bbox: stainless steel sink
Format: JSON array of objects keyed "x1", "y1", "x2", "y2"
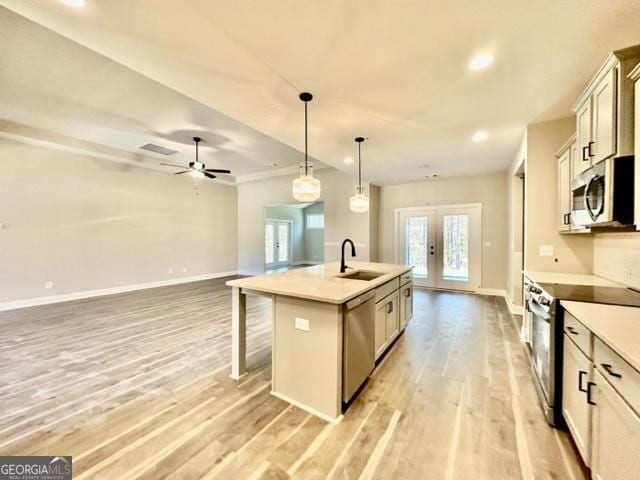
[{"x1": 338, "y1": 270, "x2": 384, "y2": 281}]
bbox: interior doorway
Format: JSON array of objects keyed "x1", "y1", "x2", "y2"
[
  {"x1": 264, "y1": 202, "x2": 324, "y2": 272},
  {"x1": 395, "y1": 204, "x2": 482, "y2": 291}
]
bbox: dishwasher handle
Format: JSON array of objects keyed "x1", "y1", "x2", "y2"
[{"x1": 346, "y1": 290, "x2": 376, "y2": 310}]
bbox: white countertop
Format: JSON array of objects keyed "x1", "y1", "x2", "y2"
[
  {"x1": 226, "y1": 261, "x2": 412, "y2": 304},
  {"x1": 524, "y1": 271, "x2": 622, "y2": 287},
  {"x1": 561, "y1": 301, "x2": 640, "y2": 372}
]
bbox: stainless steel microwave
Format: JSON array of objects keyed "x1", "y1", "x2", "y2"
[{"x1": 571, "y1": 155, "x2": 634, "y2": 227}]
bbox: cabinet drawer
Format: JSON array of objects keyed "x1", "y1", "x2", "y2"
[
  {"x1": 400, "y1": 271, "x2": 412, "y2": 286},
  {"x1": 594, "y1": 337, "x2": 640, "y2": 415},
  {"x1": 375, "y1": 278, "x2": 400, "y2": 303},
  {"x1": 564, "y1": 311, "x2": 592, "y2": 359}
]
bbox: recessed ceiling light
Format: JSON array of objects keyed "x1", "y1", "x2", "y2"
[
  {"x1": 269, "y1": 162, "x2": 278, "y2": 167},
  {"x1": 472, "y1": 130, "x2": 488, "y2": 143},
  {"x1": 60, "y1": 0, "x2": 85, "y2": 6},
  {"x1": 343, "y1": 156, "x2": 354, "y2": 165},
  {"x1": 468, "y1": 54, "x2": 494, "y2": 71}
]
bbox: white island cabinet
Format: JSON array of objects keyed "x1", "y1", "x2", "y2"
[{"x1": 227, "y1": 261, "x2": 413, "y2": 422}]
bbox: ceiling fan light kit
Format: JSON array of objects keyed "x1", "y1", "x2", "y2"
[
  {"x1": 292, "y1": 92, "x2": 321, "y2": 202},
  {"x1": 349, "y1": 136, "x2": 369, "y2": 213},
  {"x1": 162, "y1": 136, "x2": 232, "y2": 181}
]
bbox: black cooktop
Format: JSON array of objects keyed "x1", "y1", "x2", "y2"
[{"x1": 538, "y1": 283, "x2": 640, "y2": 308}]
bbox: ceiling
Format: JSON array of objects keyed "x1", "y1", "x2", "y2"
[
  {"x1": 2, "y1": 0, "x2": 640, "y2": 185},
  {"x1": 0, "y1": 7, "x2": 325, "y2": 181}
]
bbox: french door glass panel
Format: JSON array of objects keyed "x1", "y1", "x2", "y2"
[
  {"x1": 277, "y1": 224, "x2": 289, "y2": 263},
  {"x1": 265, "y1": 223, "x2": 275, "y2": 266},
  {"x1": 265, "y1": 220, "x2": 290, "y2": 269},
  {"x1": 442, "y1": 214, "x2": 469, "y2": 282},
  {"x1": 405, "y1": 216, "x2": 428, "y2": 278}
]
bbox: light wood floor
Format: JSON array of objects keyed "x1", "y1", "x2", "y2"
[{"x1": 0, "y1": 279, "x2": 587, "y2": 479}]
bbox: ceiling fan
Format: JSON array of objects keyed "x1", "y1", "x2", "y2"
[{"x1": 162, "y1": 137, "x2": 231, "y2": 179}]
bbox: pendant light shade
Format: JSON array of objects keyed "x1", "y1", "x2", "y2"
[
  {"x1": 350, "y1": 137, "x2": 369, "y2": 212},
  {"x1": 292, "y1": 92, "x2": 321, "y2": 202}
]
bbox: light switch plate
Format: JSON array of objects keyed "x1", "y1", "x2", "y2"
[
  {"x1": 295, "y1": 317, "x2": 310, "y2": 332},
  {"x1": 539, "y1": 245, "x2": 554, "y2": 256}
]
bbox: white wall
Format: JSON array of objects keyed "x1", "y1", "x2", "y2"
[
  {"x1": 0, "y1": 138, "x2": 238, "y2": 303},
  {"x1": 593, "y1": 233, "x2": 640, "y2": 289},
  {"x1": 377, "y1": 172, "x2": 508, "y2": 291},
  {"x1": 237, "y1": 169, "x2": 375, "y2": 274},
  {"x1": 302, "y1": 202, "x2": 325, "y2": 263},
  {"x1": 505, "y1": 133, "x2": 526, "y2": 307}
]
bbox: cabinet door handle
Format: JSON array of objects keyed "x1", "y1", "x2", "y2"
[
  {"x1": 582, "y1": 146, "x2": 589, "y2": 162},
  {"x1": 405, "y1": 288, "x2": 411, "y2": 298},
  {"x1": 578, "y1": 370, "x2": 587, "y2": 392},
  {"x1": 566, "y1": 326, "x2": 579, "y2": 335},
  {"x1": 588, "y1": 141, "x2": 595, "y2": 157},
  {"x1": 387, "y1": 302, "x2": 393, "y2": 314},
  {"x1": 586, "y1": 381, "x2": 596, "y2": 405},
  {"x1": 601, "y1": 363, "x2": 622, "y2": 378}
]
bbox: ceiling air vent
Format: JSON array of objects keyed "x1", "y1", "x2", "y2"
[{"x1": 138, "y1": 143, "x2": 178, "y2": 155}]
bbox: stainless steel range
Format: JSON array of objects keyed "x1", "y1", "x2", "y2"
[{"x1": 524, "y1": 276, "x2": 561, "y2": 426}]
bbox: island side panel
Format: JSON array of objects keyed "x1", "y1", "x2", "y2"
[
  {"x1": 230, "y1": 287, "x2": 247, "y2": 379},
  {"x1": 272, "y1": 295, "x2": 343, "y2": 422}
]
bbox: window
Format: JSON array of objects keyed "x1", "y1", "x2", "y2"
[{"x1": 306, "y1": 213, "x2": 324, "y2": 229}]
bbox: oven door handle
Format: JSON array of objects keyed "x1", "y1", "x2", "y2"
[{"x1": 528, "y1": 300, "x2": 551, "y2": 321}]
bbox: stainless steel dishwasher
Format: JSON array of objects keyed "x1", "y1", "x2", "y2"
[{"x1": 343, "y1": 290, "x2": 376, "y2": 402}]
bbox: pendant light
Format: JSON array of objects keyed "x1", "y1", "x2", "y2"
[
  {"x1": 350, "y1": 137, "x2": 369, "y2": 212},
  {"x1": 292, "y1": 92, "x2": 321, "y2": 202}
]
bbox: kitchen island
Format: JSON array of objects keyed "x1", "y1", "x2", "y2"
[{"x1": 226, "y1": 261, "x2": 413, "y2": 422}]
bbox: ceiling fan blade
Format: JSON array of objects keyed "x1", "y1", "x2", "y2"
[
  {"x1": 204, "y1": 172, "x2": 217, "y2": 179},
  {"x1": 204, "y1": 168, "x2": 231, "y2": 174},
  {"x1": 174, "y1": 170, "x2": 191, "y2": 175}
]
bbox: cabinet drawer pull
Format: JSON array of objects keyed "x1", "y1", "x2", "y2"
[
  {"x1": 405, "y1": 288, "x2": 411, "y2": 298},
  {"x1": 586, "y1": 381, "x2": 596, "y2": 405},
  {"x1": 588, "y1": 141, "x2": 595, "y2": 157},
  {"x1": 566, "y1": 326, "x2": 579, "y2": 335},
  {"x1": 582, "y1": 146, "x2": 589, "y2": 162},
  {"x1": 601, "y1": 363, "x2": 622, "y2": 379},
  {"x1": 578, "y1": 370, "x2": 587, "y2": 392}
]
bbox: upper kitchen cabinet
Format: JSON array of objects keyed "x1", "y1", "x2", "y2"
[
  {"x1": 571, "y1": 45, "x2": 640, "y2": 176},
  {"x1": 631, "y1": 61, "x2": 640, "y2": 229},
  {"x1": 556, "y1": 134, "x2": 576, "y2": 232}
]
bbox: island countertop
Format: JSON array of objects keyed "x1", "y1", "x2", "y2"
[{"x1": 226, "y1": 261, "x2": 412, "y2": 304}]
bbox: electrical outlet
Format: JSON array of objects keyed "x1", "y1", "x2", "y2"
[
  {"x1": 168, "y1": 268, "x2": 173, "y2": 274},
  {"x1": 539, "y1": 245, "x2": 554, "y2": 257},
  {"x1": 182, "y1": 267, "x2": 187, "y2": 273},
  {"x1": 44, "y1": 281, "x2": 53, "y2": 289},
  {"x1": 484, "y1": 240, "x2": 492, "y2": 248},
  {"x1": 295, "y1": 317, "x2": 310, "y2": 332}
]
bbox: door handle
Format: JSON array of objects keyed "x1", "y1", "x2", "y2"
[
  {"x1": 588, "y1": 141, "x2": 595, "y2": 157},
  {"x1": 578, "y1": 370, "x2": 587, "y2": 392},
  {"x1": 601, "y1": 363, "x2": 622, "y2": 379},
  {"x1": 586, "y1": 381, "x2": 596, "y2": 405},
  {"x1": 582, "y1": 146, "x2": 589, "y2": 162}
]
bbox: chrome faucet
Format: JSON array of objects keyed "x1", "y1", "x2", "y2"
[{"x1": 340, "y1": 239, "x2": 356, "y2": 273}]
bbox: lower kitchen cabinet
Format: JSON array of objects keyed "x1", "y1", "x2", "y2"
[
  {"x1": 562, "y1": 335, "x2": 592, "y2": 465},
  {"x1": 399, "y1": 282, "x2": 413, "y2": 329},
  {"x1": 590, "y1": 369, "x2": 640, "y2": 480},
  {"x1": 374, "y1": 291, "x2": 400, "y2": 360}
]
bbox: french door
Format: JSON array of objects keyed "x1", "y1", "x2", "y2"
[
  {"x1": 265, "y1": 220, "x2": 291, "y2": 269},
  {"x1": 397, "y1": 204, "x2": 481, "y2": 291}
]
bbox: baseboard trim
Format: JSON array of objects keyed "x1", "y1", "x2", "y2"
[
  {"x1": 505, "y1": 294, "x2": 524, "y2": 316},
  {"x1": 0, "y1": 271, "x2": 238, "y2": 312},
  {"x1": 475, "y1": 288, "x2": 507, "y2": 298},
  {"x1": 270, "y1": 390, "x2": 343, "y2": 424}
]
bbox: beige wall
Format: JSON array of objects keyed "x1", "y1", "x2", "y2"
[
  {"x1": 237, "y1": 169, "x2": 376, "y2": 274},
  {"x1": 593, "y1": 233, "x2": 640, "y2": 290},
  {"x1": 0, "y1": 138, "x2": 238, "y2": 303},
  {"x1": 505, "y1": 134, "x2": 526, "y2": 306},
  {"x1": 524, "y1": 117, "x2": 593, "y2": 273},
  {"x1": 377, "y1": 173, "x2": 508, "y2": 291},
  {"x1": 368, "y1": 184, "x2": 380, "y2": 263},
  {"x1": 302, "y1": 202, "x2": 325, "y2": 263}
]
